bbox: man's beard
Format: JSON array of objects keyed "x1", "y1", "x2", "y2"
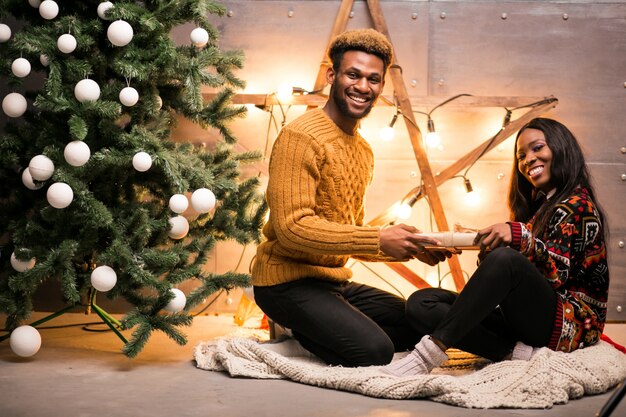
[{"x1": 331, "y1": 85, "x2": 375, "y2": 120}]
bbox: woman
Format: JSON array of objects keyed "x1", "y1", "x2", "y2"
[{"x1": 383, "y1": 118, "x2": 610, "y2": 376}]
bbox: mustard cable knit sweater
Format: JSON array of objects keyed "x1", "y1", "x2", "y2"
[{"x1": 252, "y1": 109, "x2": 389, "y2": 287}]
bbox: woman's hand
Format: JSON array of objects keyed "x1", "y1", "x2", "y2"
[{"x1": 474, "y1": 223, "x2": 512, "y2": 251}]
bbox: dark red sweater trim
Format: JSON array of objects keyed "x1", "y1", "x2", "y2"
[
  {"x1": 507, "y1": 222, "x2": 522, "y2": 248},
  {"x1": 548, "y1": 298, "x2": 564, "y2": 350}
]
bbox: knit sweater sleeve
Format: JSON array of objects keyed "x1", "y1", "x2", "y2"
[{"x1": 266, "y1": 126, "x2": 381, "y2": 256}]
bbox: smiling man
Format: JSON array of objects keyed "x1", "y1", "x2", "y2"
[{"x1": 251, "y1": 29, "x2": 450, "y2": 367}]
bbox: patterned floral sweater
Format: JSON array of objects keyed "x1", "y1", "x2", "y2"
[{"x1": 508, "y1": 187, "x2": 609, "y2": 352}]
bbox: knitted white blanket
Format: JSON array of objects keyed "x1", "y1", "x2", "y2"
[{"x1": 193, "y1": 337, "x2": 626, "y2": 409}]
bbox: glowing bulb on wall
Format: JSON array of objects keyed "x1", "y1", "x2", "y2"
[
  {"x1": 394, "y1": 202, "x2": 413, "y2": 220},
  {"x1": 276, "y1": 83, "x2": 293, "y2": 102},
  {"x1": 463, "y1": 178, "x2": 481, "y2": 207},
  {"x1": 425, "y1": 118, "x2": 440, "y2": 148},
  {"x1": 379, "y1": 113, "x2": 398, "y2": 142}
]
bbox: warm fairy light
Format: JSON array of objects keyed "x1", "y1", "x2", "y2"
[
  {"x1": 464, "y1": 188, "x2": 481, "y2": 207},
  {"x1": 425, "y1": 130, "x2": 441, "y2": 148},
  {"x1": 276, "y1": 83, "x2": 293, "y2": 102},
  {"x1": 394, "y1": 203, "x2": 412, "y2": 220},
  {"x1": 379, "y1": 125, "x2": 395, "y2": 142}
]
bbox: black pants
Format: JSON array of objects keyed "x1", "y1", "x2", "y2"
[
  {"x1": 406, "y1": 247, "x2": 557, "y2": 361},
  {"x1": 254, "y1": 278, "x2": 422, "y2": 367}
]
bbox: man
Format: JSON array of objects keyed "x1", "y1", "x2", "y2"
[{"x1": 252, "y1": 29, "x2": 449, "y2": 367}]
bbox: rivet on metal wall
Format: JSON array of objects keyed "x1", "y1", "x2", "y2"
[
  {"x1": 562, "y1": 13, "x2": 569, "y2": 20},
  {"x1": 619, "y1": 241, "x2": 625, "y2": 248},
  {"x1": 623, "y1": 81, "x2": 626, "y2": 88},
  {"x1": 617, "y1": 305, "x2": 623, "y2": 313},
  {"x1": 410, "y1": 171, "x2": 418, "y2": 178},
  {"x1": 440, "y1": 12, "x2": 446, "y2": 19},
  {"x1": 410, "y1": 79, "x2": 417, "y2": 87},
  {"x1": 621, "y1": 174, "x2": 626, "y2": 181},
  {"x1": 349, "y1": 10, "x2": 355, "y2": 18},
  {"x1": 438, "y1": 78, "x2": 445, "y2": 86},
  {"x1": 501, "y1": 13, "x2": 508, "y2": 20},
  {"x1": 227, "y1": 10, "x2": 233, "y2": 17},
  {"x1": 621, "y1": 147, "x2": 626, "y2": 154},
  {"x1": 412, "y1": 12, "x2": 418, "y2": 20},
  {"x1": 287, "y1": 9, "x2": 294, "y2": 18},
  {"x1": 497, "y1": 172, "x2": 505, "y2": 180}
]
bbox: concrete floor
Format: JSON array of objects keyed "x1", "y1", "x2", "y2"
[{"x1": 1, "y1": 312, "x2": 625, "y2": 417}]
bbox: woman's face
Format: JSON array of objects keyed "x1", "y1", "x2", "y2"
[{"x1": 516, "y1": 128, "x2": 554, "y2": 193}]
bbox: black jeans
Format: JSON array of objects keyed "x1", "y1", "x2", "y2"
[
  {"x1": 254, "y1": 278, "x2": 422, "y2": 367},
  {"x1": 406, "y1": 247, "x2": 557, "y2": 361}
]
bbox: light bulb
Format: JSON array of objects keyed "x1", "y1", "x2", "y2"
[
  {"x1": 276, "y1": 83, "x2": 293, "y2": 102},
  {"x1": 394, "y1": 203, "x2": 413, "y2": 220},
  {"x1": 379, "y1": 125, "x2": 395, "y2": 142},
  {"x1": 425, "y1": 131, "x2": 440, "y2": 148},
  {"x1": 464, "y1": 188, "x2": 481, "y2": 207}
]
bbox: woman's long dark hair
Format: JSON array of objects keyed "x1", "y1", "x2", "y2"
[{"x1": 507, "y1": 118, "x2": 607, "y2": 237}]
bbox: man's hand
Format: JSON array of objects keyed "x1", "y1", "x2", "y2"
[
  {"x1": 380, "y1": 224, "x2": 452, "y2": 265},
  {"x1": 474, "y1": 223, "x2": 512, "y2": 251}
]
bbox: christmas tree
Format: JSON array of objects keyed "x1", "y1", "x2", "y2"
[{"x1": 0, "y1": 0, "x2": 266, "y2": 357}]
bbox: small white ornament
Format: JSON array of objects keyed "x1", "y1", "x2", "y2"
[
  {"x1": 28, "y1": 0, "x2": 42, "y2": 7},
  {"x1": 28, "y1": 155, "x2": 54, "y2": 181},
  {"x1": 10, "y1": 252, "x2": 36, "y2": 272},
  {"x1": 168, "y1": 216, "x2": 189, "y2": 240},
  {"x1": 168, "y1": 194, "x2": 189, "y2": 214},
  {"x1": 164, "y1": 288, "x2": 186, "y2": 313},
  {"x1": 22, "y1": 168, "x2": 43, "y2": 190},
  {"x1": 107, "y1": 20, "x2": 133, "y2": 47},
  {"x1": 119, "y1": 86, "x2": 138, "y2": 106},
  {"x1": 132, "y1": 151, "x2": 152, "y2": 172},
  {"x1": 11, "y1": 58, "x2": 31, "y2": 78},
  {"x1": 97, "y1": 1, "x2": 114, "y2": 20},
  {"x1": 190, "y1": 27, "x2": 209, "y2": 47},
  {"x1": 47, "y1": 182, "x2": 73, "y2": 209},
  {"x1": 64, "y1": 141, "x2": 91, "y2": 167},
  {"x1": 91, "y1": 265, "x2": 117, "y2": 292},
  {"x1": 155, "y1": 95, "x2": 162, "y2": 110},
  {"x1": 9, "y1": 325, "x2": 41, "y2": 357},
  {"x1": 57, "y1": 33, "x2": 77, "y2": 54},
  {"x1": 39, "y1": 54, "x2": 49, "y2": 67},
  {"x1": 0, "y1": 23, "x2": 11, "y2": 43},
  {"x1": 2, "y1": 92, "x2": 27, "y2": 118},
  {"x1": 39, "y1": 0, "x2": 59, "y2": 20},
  {"x1": 191, "y1": 188, "x2": 216, "y2": 213},
  {"x1": 74, "y1": 79, "x2": 100, "y2": 103}
]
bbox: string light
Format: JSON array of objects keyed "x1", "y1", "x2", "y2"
[
  {"x1": 379, "y1": 110, "x2": 399, "y2": 142},
  {"x1": 413, "y1": 93, "x2": 473, "y2": 149}
]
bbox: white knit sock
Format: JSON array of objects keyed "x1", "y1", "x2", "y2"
[
  {"x1": 382, "y1": 335, "x2": 448, "y2": 377},
  {"x1": 510, "y1": 341, "x2": 534, "y2": 361}
]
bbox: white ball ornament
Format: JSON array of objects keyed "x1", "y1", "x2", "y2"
[
  {"x1": 119, "y1": 86, "x2": 138, "y2": 106},
  {"x1": 169, "y1": 194, "x2": 189, "y2": 214},
  {"x1": 155, "y1": 95, "x2": 163, "y2": 110},
  {"x1": 91, "y1": 265, "x2": 117, "y2": 292},
  {"x1": 57, "y1": 33, "x2": 77, "y2": 54},
  {"x1": 107, "y1": 20, "x2": 133, "y2": 47},
  {"x1": 0, "y1": 23, "x2": 11, "y2": 43},
  {"x1": 74, "y1": 79, "x2": 101, "y2": 103},
  {"x1": 28, "y1": 155, "x2": 54, "y2": 181},
  {"x1": 164, "y1": 288, "x2": 186, "y2": 313},
  {"x1": 97, "y1": 1, "x2": 114, "y2": 20},
  {"x1": 9, "y1": 326, "x2": 41, "y2": 358},
  {"x1": 64, "y1": 141, "x2": 91, "y2": 167},
  {"x1": 190, "y1": 27, "x2": 209, "y2": 47},
  {"x1": 40, "y1": 54, "x2": 49, "y2": 67},
  {"x1": 11, "y1": 252, "x2": 36, "y2": 272},
  {"x1": 11, "y1": 58, "x2": 31, "y2": 78},
  {"x1": 47, "y1": 182, "x2": 73, "y2": 209},
  {"x1": 191, "y1": 188, "x2": 216, "y2": 213},
  {"x1": 29, "y1": 0, "x2": 42, "y2": 7},
  {"x1": 22, "y1": 168, "x2": 43, "y2": 190},
  {"x1": 2, "y1": 92, "x2": 27, "y2": 118},
  {"x1": 132, "y1": 151, "x2": 152, "y2": 172},
  {"x1": 39, "y1": 0, "x2": 59, "y2": 20},
  {"x1": 168, "y1": 216, "x2": 189, "y2": 240}
]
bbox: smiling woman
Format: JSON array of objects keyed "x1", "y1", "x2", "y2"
[{"x1": 383, "y1": 118, "x2": 610, "y2": 377}]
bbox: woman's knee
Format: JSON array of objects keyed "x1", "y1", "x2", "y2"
[
  {"x1": 406, "y1": 288, "x2": 456, "y2": 335},
  {"x1": 357, "y1": 336, "x2": 395, "y2": 366}
]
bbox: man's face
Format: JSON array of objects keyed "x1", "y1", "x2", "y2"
[{"x1": 328, "y1": 50, "x2": 385, "y2": 120}]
